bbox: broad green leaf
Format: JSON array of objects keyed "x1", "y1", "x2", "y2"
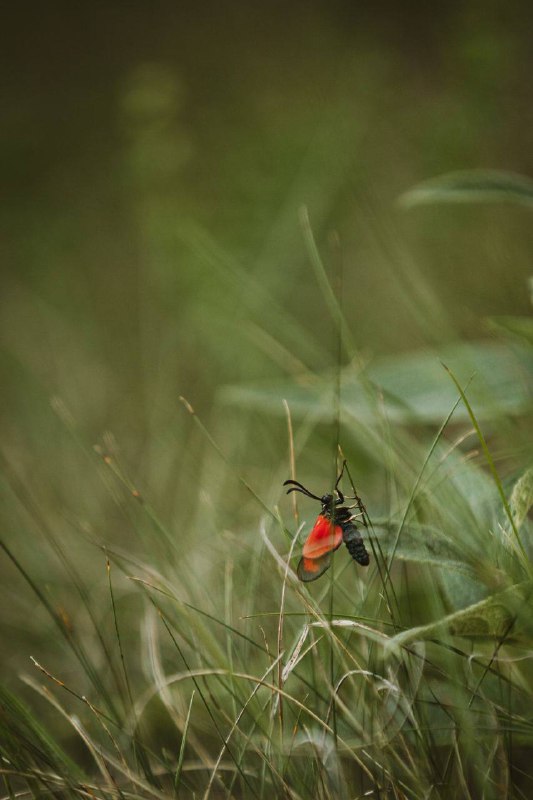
[
  {"x1": 510, "y1": 466, "x2": 533, "y2": 531},
  {"x1": 372, "y1": 524, "x2": 471, "y2": 575},
  {"x1": 398, "y1": 169, "x2": 533, "y2": 210},
  {"x1": 386, "y1": 582, "x2": 533, "y2": 651},
  {"x1": 220, "y1": 341, "x2": 533, "y2": 425},
  {"x1": 487, "y1": 316, "x2": 533, "y2": 346}
]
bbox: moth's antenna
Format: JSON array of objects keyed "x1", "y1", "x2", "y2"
[{"x1": 282, "y1": 479, "x2": 322, "y2": 502}]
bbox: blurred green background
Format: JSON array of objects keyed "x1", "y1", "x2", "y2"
[{"x1": 2, "y1": 0, "x2": 533, "y2": 693}]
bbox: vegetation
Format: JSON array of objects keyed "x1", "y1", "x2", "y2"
[{"x1": 2, "y1": 6, "x2": 533, "y2": 798}]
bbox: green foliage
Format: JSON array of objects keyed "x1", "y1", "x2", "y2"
[
  {"x1": 2, "y1": 260, "x2": 532, "y2": 797},
  {"x1": 0, "y1": 684, "x2": 84, "y2": 780},
  {"x1": 398, "y1": 169, "x2": 533, "y2": 210},
  {"x1": 2, "y1": 10, "x2": 533, "y2": 798},
  {"x1": 221, "y1": 340, "x2": 533, "y2": 424}
]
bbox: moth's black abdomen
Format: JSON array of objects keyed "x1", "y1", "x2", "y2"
[{"x1": 342, "y1": 523, "x2": 370, "y2": 566}]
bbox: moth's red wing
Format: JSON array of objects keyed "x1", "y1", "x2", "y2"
[
  {"x1": 296, "y1": 515, "x2": 343, "y2": 582},
  {"x1": 297, "y1": 553, "x2": 332, "y2": 582},
  {"x1": 302, "y1": 515, "x2": 343, "y2": 559}
]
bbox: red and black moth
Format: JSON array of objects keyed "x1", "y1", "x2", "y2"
[{"x1": 283, "y1": 462, "x2": 370, "y2": 581}]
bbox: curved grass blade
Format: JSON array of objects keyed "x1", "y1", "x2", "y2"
[{"x1": 398, "y1": 169, "x2": 533, "y2": 210}]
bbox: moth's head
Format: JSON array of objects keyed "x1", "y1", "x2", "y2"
[{"x1": 321, "y1": 492, "x2": 341, "y2": 510}]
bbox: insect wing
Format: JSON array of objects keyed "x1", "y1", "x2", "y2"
[
  {"x1": 297, "y1": 515, "x2": 343, "y2": 582},
  {"x1": 297, "y1": 553, "x2": 332, "y2": 582},
  {"x1": 302, "y1": 514, "x2": 343, "y2": 559}
]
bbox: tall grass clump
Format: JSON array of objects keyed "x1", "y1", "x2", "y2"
[{"x1": 2, "y1": 87, "x2": 533, "y2": 800}]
